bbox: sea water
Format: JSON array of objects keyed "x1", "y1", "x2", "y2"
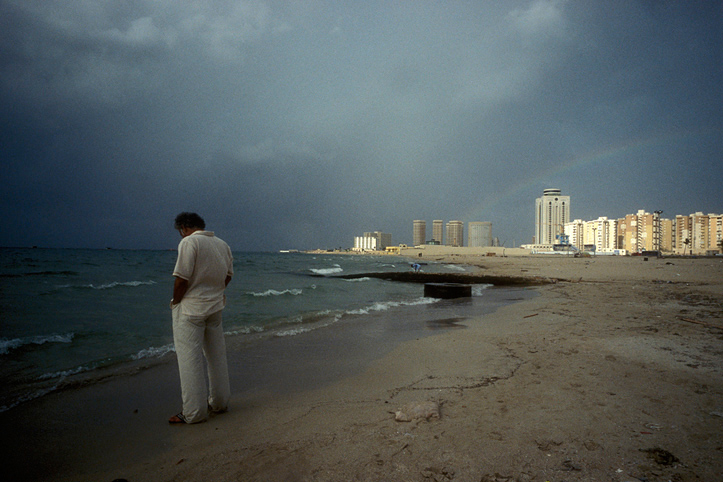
[{"x1": 0, "y1": 248, "x2": 497, "y2": 412}]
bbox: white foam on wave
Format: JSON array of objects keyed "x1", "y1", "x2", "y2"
[
  {"x1": 37, "y1": 364, "x2": 90, "y2": 380},
  {"x1": 131, "y1": 344, "x2": 175, "y2": 360},
  {"x1": 443, "y1": 264, "x2": 467, "y2": 272},
  {"x1": 0, "y1": 381, "x2": 64, "y2": 413},
  {"x1": 0, "y1": 332, "x2": 75, "y2": 355},
  {"x1": 309, "y1": 265, "x2": 343, "y2": 275},
  {"x1": 344, "y1": 277, "x2": 371, "y2": 282},
  {"x1": 472, "y1": 284, "x2": 493, "y2": 296},
  {"x1": 55, "y1": 280, "x2": 157, "y2": 291},
  {"x1": 89, "y1": 280, "x2": 157, "y2": 290},
  {"x1": 227, "y1": 325, "x2": 265, "y2": 335},
  {"x1": 275, "y1": 327, "x2": 312, "y2": 337},
  {"x1": 250, "y1": 288, "x2": 303, "y2": 297},
  {"x1": 346, "y1": 297, "x2": 437, "y2": 315}
]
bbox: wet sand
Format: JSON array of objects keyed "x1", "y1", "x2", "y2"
[{"x1": 3, "y1": 255, "x2": 723, "y2": 482}]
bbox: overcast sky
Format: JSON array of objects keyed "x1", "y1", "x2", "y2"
[{"x1": 1, "y1": 1, "x2": 721, "y2": 251}]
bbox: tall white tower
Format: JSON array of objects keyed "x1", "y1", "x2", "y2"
[
  {"x1": 413, "y1": 220, "x2": 426, "y2": 246},
  {"x1": 535, "y1": 188, "x2": 570, "y2": 245}
]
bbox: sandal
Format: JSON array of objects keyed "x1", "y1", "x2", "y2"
[{"x1": 168, "y1": 412, "x2": 187, "y2": 424}]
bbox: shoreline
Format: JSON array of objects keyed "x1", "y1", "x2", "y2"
[
  {"x1": 4, "y1": 255, "x2": 723, "y2": 481},
  {"x1": 1, "y1": 279, "x2": 530, "y2": 482}
]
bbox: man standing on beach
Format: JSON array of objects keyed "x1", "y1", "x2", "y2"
[{"x1": 169, "y1": 212, "x2": 233, "y2": 424}]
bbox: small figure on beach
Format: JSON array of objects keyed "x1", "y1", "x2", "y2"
[
  {"x1": 411, "y1": 263, "x2": 422, "y2": 272},
  {"x1": 169, "y1": 212, "x2": 234, "y2": 424}
]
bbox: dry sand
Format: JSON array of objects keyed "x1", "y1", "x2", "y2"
[{"x1": 8, "y1": 255, "x2": 723, "y2": 482}]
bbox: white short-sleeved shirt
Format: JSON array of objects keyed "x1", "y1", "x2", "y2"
[{"x1": 173, "y1": 231, "x2": 234, "y2": 316}]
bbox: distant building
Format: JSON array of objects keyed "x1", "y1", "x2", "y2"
[
  {"x1": 586, "y1": 217, "x2": 617, "y2": 252},
  {"x1": 432, "y1": 220, "x2": 444, "y2": 245},
  {"x1": 674, "y1": 214, "x2": 692, "y2": 255},
  {"x1": 445, "y1": 221, "x2": 464, "y2": 247},
  {"x1": 468, "y1": 222, "x2": 492, "y2": 247},
  {"x1": 673, "y1": 212, "x2": 723, "y2": 255},
  {"x1": 711, "y1": 214, "x2": 723, "y2": 252},
  {"x1": 354, "y1": 231, "x2": 392, "y2": 251},
  {"x1": 617, "y1": 210, "x2": 670, "y2": 253},
  {"x1": 564, "y1": 219, "x2": 586, "y2": 250},
  {"x1": 353, "y1": 236, "x2": 377, "y2": 251},
  {"x1": 413, "y1": 220, "x2": 426, "y2": 247},
  {"x1": 564, "y1": 217, "x2": 616, "y2": 252},
  {"x1": 535, "y1": 188, "x2": 570, "y2": 245},
  {"x1": 364, "y1": 231, "x2": 392, "y2": 250},
  {"x1": 660, "y1": 217, "x2": 674, "y2": 253}
]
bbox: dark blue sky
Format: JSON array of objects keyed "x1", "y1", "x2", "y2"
[{"x1": 1, "y1": 1, "x2": 721, "y2": 250}]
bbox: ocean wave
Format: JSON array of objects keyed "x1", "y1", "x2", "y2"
[
  {"x1": 52, "y1": 280, "x2": 157, "y2": 291},
  {"x1": 346, "y1": 297, "x2": 437, "y2": 316},
  {"x1": 249, "y1": 288, "x2": 303, "y2": 297},
  {"x1": 309, "y1": 265, "x2": 343, "y2": 275},
  {"x1": 472, "y1": 284, "x2": 493, "y2": 296},
  {"x1": 344, "y1": 277, "x2": 371, "y2": 282},
  {"x1": 37, "y1": 365, "x2": 91, "y2": 380},
  {"x1": 89, "y1": 280, "x2": 157, "y2": 290},
  {"x1": 443, "y1": 264, "x2": 467, "y2": 272},
  {"x1": 227, "y1": 325, "x2": 265, "y2": 335},
  {"x1": 0, "y1": 381, "x2": 64, "y2": 413},
  {"x1": 275, "y1": 327, "x2": 313, "y2": 337},
  {"x1": 131, "y1": 344, "x2": 175, "y2": 360},
  {"x1": 0, "y1": 333, "x2": 75, "y2": 355}
]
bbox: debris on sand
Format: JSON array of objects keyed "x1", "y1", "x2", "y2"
[{"x1": 394, "y1": 400, "x2": 440, "y2": 422}]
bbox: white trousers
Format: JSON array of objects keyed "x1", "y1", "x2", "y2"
[{"x1": 172, "y1": 307, "x2": 231, "y2": 423}]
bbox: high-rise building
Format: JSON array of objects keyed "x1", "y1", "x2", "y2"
[
  {"x1": 432, "y1": 220, "x2": 444, "y2": 245},
  {"x1": 413, "y1": 220, "x2": 426, "y2": 246},
  {"x1": 353, "y1": 236, "x2": 377, "y2": 251},
  {"x1": 445, "y1": 220, "x2": 464, "y2": 247},
  {"x1": 468, "y1": 222, "x2": 492, "y2": 247},
  {"x1": 618, "y1": 210, "x2": 672, "y2": 253},
  {"x1": 362, "y1": 231, "x2": 392, "y2": 250},
  {"x1": 564, "y1": 219, "x2": 586, "y2": 250},
  {"x1": 660, "y1": 217, "x2": 674, "y2": 253},
  {"x1": 692, "y1": 212, "x2": 711, "y2": 254},
  {"x1": 709, "y1": 214, "x2": 723, "y2": 253},
  {"x1": 675, "y1": 214, "x2": 693, "y2": 255},
  {"x1": 535, "y1": 188, "x2": 570, "y2": 245},
  {"x1": 585, "y1": 217, "x2": 617, "y2": 252}
]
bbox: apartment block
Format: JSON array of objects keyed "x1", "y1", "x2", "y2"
[
  {"x1": 353, "y1": 236, "x2": 377, "y2": 251},
  {"x1": 564, "y1": 219, "x2": 586, "y2": 250},
  {"x1": 413, "y1": 220, "x2": 426, "y2": 247},
  {"x1": 675, "y1": 215, "x2": 693, "y2": 255},
  {"x1": 445, "y1": 220, "x2": 464, "y2": 247},
  {"x1": 468, "y1": 222, "x2": 492, "y2": 247},
  {"x1": 354, "y1": 231, "x2": 392, "y2": 251},
  {"x1": 617, "y1": 210, "x2": 668, "y2": 253},
  {"x1": 660, "y1": 218, "x2": 674, "y2": 253},
  {"x1": 432, "y1": 220, "x2": 444, "y2": 245},
  {"x1": 710, "y1": 214, "x2": 723, "y2": 252}
]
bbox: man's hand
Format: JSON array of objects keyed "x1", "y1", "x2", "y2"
[{"x1": 172, "y1": 277, "x2": 189, "y2": 305}]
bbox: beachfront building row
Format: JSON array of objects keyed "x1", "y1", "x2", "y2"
[
  {"x1": 411, "y1": 220, "x2": 493, "y2": 248},
  {"x1": 532, "y1": 188, "x2": 721, "y2": 255},
  {"x1": 562, "y1": 211, "x2": 723, "y2": 255},
  {"x1": 352, "y1": 231, "x2": 392, "y2": 252}
]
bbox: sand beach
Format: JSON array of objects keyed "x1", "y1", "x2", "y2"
[{"x1": 3, "y1": 254, "x2": 722, "y2": 482}]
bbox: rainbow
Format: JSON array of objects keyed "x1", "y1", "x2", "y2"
[{"x1": 460, "y1": 127, "x2": 717, "y2": 222}]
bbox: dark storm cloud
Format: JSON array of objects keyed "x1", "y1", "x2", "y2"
[{"x1": 1, "y1": 0, "x2": 721, "y2": 250}]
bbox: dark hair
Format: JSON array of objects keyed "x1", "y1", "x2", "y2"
[{"x1": 174, "y1": 212, "x2": 206, "y2": 230}]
